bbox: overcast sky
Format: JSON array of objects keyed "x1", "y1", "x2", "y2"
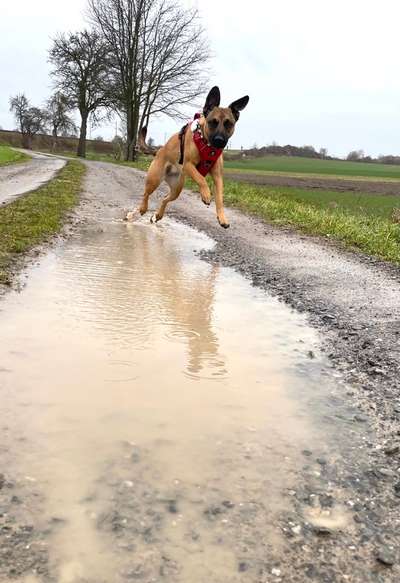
[{"x1": 1, "y1": 0, "x2": 400, "y2": 157}]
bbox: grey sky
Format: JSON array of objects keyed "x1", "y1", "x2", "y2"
[{"x1": 1, "y1": 0, "x2": 399, "y2": 157}]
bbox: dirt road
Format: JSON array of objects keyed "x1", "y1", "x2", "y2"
[
  {"x1": 0, "y1": 151, "x2": 65, "y2": 206},
  {"x1": 1, "y1": 160, "x2": 400, "y2": 583},
  {"x1": 225, "y1": 170, "x2": 400, "y2": 195}
]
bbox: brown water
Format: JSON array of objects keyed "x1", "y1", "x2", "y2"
[{"x1": 0, "y1": 218, "x2": 341, "y2": 582}]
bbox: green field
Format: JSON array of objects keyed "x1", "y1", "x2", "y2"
[
  {"x1": 224, "y1": 156, "x2": 400, "y2": 180},
  {"x1": 222, "y1": 180, "x2": 400, "y2": 263},
  {"x1": 0, "y1": 145, "x2": 29, "y2": 166}
]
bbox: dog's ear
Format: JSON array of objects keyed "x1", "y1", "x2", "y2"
[
  {"x1": 203, "y1": 86, "x2": 221, "y2": 116},
  {"x1": 229, "y1": 95, "x2": 249, "y2": 121}
]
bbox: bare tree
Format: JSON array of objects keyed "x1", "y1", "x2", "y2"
[
  {"x1": 136, "y1": 1, "x2": 210, "y2": 132},
  {"x1": 319, "y1": 147, "x2": 328, "y2": 159},
  {"x1": 48, "y1": 30, "x2": 111, "y2": 158},
  {"x1": 9, "y1": 93, "x2": 48, "y2": 149},
  {"x1": 46, "y1": 92, "x2": 77, "y2": 151},
  {"x1": 88, "y1": 0, "x2": 210, "y2": 161}
]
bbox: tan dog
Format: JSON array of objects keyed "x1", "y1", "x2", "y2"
[{"x1": 126, "y1": 86, "x2": 249, "y2": 228}]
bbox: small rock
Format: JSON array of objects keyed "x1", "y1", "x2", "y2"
[
  {"x1": 238, "y1": 562, "x2": 248, "y2": 572},
  {"x1": 385, "y1": 444, "x2": 400, "y2": 456},
  {"x1": 377, "y1": 468, "x2": 395, "y2": 478},
  {"x1": 271, "y1": 567, "x2": 282, "y2": 576},
  {"x1": 322, "y1": 314, "x2": 335, "y2": 321},
  {"x1": 167, "y1": 500, "x2": 178, "y2": 514},
  {"x1": 302, "y1": 450, "x2": 313, "y2": 457},
  {"x1": 376, "y1": 549, "x2": 396, "y2": 566},
  {"x1": 222, "y1": 500, "x2": 235, "y2": 509},
  {"x1": 313, "y1": 525, "x2": 332, "y2": 536},
  {"x1": 316, "y1": 458, "x2": 327, "y2": 466}
]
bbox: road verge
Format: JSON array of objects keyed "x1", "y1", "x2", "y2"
[{"x1": 0, "y1": 160, "x2": 85, "y2": 285}]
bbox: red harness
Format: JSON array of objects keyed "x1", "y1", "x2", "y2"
[{"x1": 179, "y1": 115, "x2": 223, "y2": 176}]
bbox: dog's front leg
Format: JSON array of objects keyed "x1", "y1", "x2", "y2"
[
  {"x1": 184, "y1": 162, "x2": 212, "y2": 206},
  {"x1": 210, "y1": 160, "x2": 229, "y2": 228}
]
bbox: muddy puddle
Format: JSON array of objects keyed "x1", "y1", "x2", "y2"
[
  {"x1": 0, "y1": 217, "x2": 354, "y2": 582},
  {"x1": 0, "y1": 153, "x2": 65, "y2": 206}
]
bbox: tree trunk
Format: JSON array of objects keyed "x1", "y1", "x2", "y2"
[
  {"x1": 126, "y1": 109, "x2": 137, "y2": 162},
  {"x1": 77, "y1": 114, "x2": 88, "y2": 158},
  {"x1": 22, "y1": 133, "x2": 31, "y2": 149},
  {"x1": 52, "y1": 129, "x2": 58, "y2": 153}
]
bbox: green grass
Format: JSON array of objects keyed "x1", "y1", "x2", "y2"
[
  {"x1": 256, "y1": 185, "x2": 399, "y2": 219},
  {"x1": 225, "y1": 155, "x2": 400, "y2": 180},
  {"x1": 0, "y1": 145, "x2": 29, "y2": 166},
  {"x1": 220, "y1": 180, "x2": 400, "y2": 263},
  {"x1": 0, "y1": 161, "x2": 85, "y2": 284}
]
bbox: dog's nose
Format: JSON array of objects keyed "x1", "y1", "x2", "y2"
[{"x1": 211, "y1": 135, "x2": 226, "y2": 149}]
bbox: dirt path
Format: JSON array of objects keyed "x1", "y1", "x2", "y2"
[
  {"x1": 225, "y1": 170, "x2": 400, "y2": 195},
  {"x1": 1, "y1": 160, "x2": 400, "y2": 582},
  {"x1": 0, "y1": 151, "x2": 65, "y2": 206}
]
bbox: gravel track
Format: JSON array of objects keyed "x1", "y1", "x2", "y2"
[{"x1": 1, "y1": 159, "x2": 400, "y2": 582}]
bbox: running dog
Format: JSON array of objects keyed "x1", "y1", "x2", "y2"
[{"x1": 126, "y1": 86, "x2": 249, "y2": 228}]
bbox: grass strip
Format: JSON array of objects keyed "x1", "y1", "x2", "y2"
[
  {"x1": 0, "y1": 145, "x2": 30, "y2": 166},
  {"x1": 0, "y1": 160, "x2": 85, "y2": 284},
  {"x1": 222, "y1": 180, "x2": 400, "y2": 263}
]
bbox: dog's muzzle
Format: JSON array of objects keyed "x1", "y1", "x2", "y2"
[{"x1": 210, "y1": 135, "x2": 227, "y2": 149}]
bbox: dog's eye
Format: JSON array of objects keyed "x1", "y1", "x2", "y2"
[
  {"x1": 224, "y1": 120, "x2": 234, "y2": 130},
  {"x1": 208, "y1": 119, "x2": 219, "y2": 129}
]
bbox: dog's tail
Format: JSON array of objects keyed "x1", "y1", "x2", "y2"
[{"x1": 137, "y1": 126, "x2": 158, "y2": 156}]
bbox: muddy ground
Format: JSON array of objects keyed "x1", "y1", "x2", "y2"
[
  {"x1": 1, "y1": 160, "x2": 400, "y2": 582},
  {"x1": 225, "y1": 170, "x2": 400, "y2": 195}
]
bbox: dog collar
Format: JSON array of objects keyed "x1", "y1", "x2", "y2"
[{"x1": 192, "y1": 121, "x2": 223, "y2": 177}]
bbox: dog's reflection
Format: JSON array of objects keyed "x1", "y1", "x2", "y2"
[{"x1": 75, "y1": 223, "x2": 226, "y2": 379}]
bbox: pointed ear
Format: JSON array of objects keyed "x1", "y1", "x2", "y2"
[
  {"x1": 229, "y1": 95, "x2": 249, "y2": 121},
  {"x1": 203, "y1": 86, "x2": 221, "y2": 116}
]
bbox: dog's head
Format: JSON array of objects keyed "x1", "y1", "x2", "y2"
[{"x1": 202, "y1": 86, "x2": 249, "y2": 149}]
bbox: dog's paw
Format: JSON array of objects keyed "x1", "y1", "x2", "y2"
[
  {"x1": 201, "y1": 191, "x2": 211, "y2": 206},
  {"x1": 150, "y1": 213, "x2": 159, "y2": 224},
  {"x1": 218, "y1": 220, "x2": 230, "y2": 229}
]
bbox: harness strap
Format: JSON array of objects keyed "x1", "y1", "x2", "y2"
[
  {"x1": 178, "y1": 115, "x2": 223, "y2": 176},
  {"x1": 178, "y1": 123, "x2": 188, "y2": 165}
]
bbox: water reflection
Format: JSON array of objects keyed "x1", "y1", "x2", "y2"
[
  {"x1": 0, "y1": 217, "x2": 327, "y2": 583},
  {"x1": 58, "y1": 222, "x2": 226, "y2": 379}
]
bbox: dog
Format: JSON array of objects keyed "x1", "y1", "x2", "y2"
[{"x1": 126, "y1": 86, "x2": 249, "y2": 228}]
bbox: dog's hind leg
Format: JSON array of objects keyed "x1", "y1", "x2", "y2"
[
  {"x1": 151, "y1": 166, "x2": 184, "y2": 223},
  {"x1": 137, "y1": 155, "x2": 166, "y2": 215}
]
